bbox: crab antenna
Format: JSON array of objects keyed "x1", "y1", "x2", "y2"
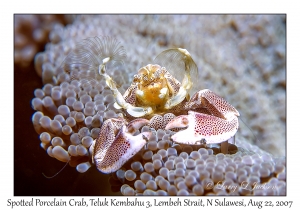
[
  {"x1": 42, "y1": 160, "x2": 69, "y2": 179},
  {"x1": 240, "y1": 116, "x2": 259, "y2": 143}
]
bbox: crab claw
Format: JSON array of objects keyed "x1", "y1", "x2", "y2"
[
  {"x1": 165, "y1": 111, "x2": 239, "y2": 145},
  {"x1": 94, "y1": 118, "x2": 150, "y2": 174}
]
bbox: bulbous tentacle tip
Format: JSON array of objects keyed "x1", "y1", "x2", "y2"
[{"x1": 165, "y1": 115, "x2": 189, "y2": 130}]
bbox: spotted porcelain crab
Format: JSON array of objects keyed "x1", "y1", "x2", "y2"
[
  {"x1": 90, "y1": 40, "x2": 240, "y2": 174},
  {"x1": 62, "y1": 36, "x2": 239, "y2": 173}
]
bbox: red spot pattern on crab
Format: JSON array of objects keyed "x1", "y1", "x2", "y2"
[
  {"x1": 193, "y1": 112, "x2": 238, "y2": 137},
  {"x1": 94, "y1": 122, "x2": 151, "y2": 173},
  {"x1": 199, "y1": 89, "x2": 239, "y2": 119},
  {"x1": 98, "y1": 132, "x2": 130, "y2": 169}
]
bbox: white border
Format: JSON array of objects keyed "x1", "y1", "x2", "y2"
[{"x1": 2, "y1": 0, "x2": 298, "y2": 209}]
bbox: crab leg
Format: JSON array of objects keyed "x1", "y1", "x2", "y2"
[
  {"x1": 93, "y1": 118, "x2": 151, "y2": 174},
  {"x1": 220, "y1": 140, "x2": 229, "y2": 154}
]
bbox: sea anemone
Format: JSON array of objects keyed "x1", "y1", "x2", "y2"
[
  {"x1": 14, "y1": 14, "x2": 73, "y2": 68},
  {"x1": 30, "y1": 14, "x2": 286, "y2": 195},
  {"x1": 112, "y1": 135, "x2": 286, "y2": 195}
]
